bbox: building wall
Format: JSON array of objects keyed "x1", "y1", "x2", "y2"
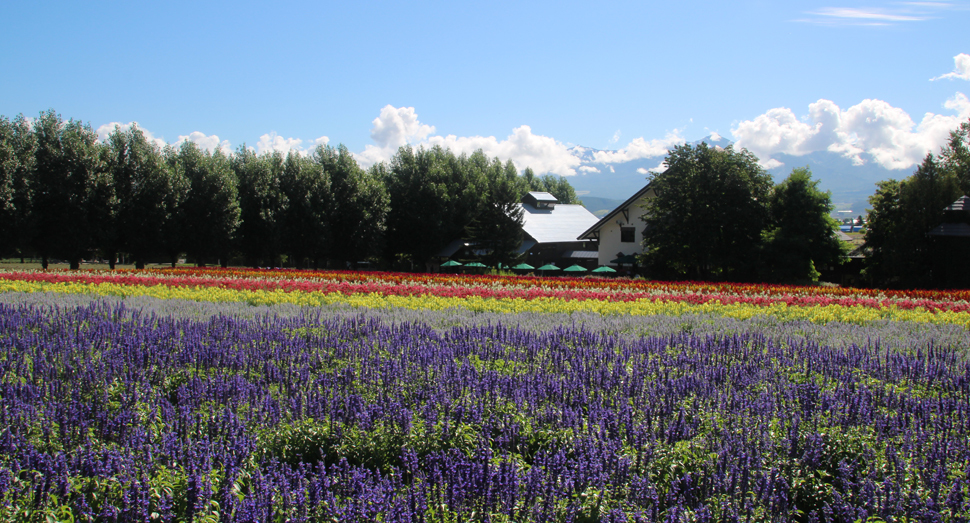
[{"x1": 596, "y1": 191, "x2": 654, "y2": 266}]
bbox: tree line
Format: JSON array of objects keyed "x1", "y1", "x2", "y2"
[
  {"x1": 641, "y1": 144, "x2": 848, "y2": 283},
  {"x1": 640, "y1": 118, "x2": 970, "y2": 288},
  {"x1": 0, "y1": 110, "x2": 579, "y2": 270}
]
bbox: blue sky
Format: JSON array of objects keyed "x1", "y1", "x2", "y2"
[{"x1": 1, "y1": 1, "x2": 968, "y2": 176}]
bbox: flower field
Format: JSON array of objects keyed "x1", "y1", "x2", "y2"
[{"x1": 1, "y1": 268, "x2": 969, "y2": 521}]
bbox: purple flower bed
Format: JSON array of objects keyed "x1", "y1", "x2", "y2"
[{"x1": 1, "y1": 299, "x2": 968, "y2": 521}]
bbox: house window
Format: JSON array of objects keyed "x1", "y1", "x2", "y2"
[{"x1": 620, "y1": 227, "x2": 635, "y2": 243}]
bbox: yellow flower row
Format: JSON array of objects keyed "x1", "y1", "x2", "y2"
[{"x1": 3, "y1": 279, "x2": 969, "y2": 328}]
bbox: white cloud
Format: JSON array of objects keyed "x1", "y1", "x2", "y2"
[
  {"x1": 427, "y1": 125, "x2": 582, "y2": 176},
  {"x1": 797, "y1": 4, "x2": 950, "y2": 25},
  {"x1": 579, "y1": 166, "x2": 601, "y2": 173},
  {"x1": 609, "y1": 166, "x2": 615, "y2": 173},
  {"x1": 370, "y1": 105, "x2": 435, "y2": 149},
  {"x1": 636, "y1": 167, "x2": 649, "y2": 174},
  {"x1": 255, "y1": 132, "x2": 304, "y2": 156},
  {"x1": 356, "y1": 106, "x2": 581, "y2": 176},
  {"x1": 709, "y1": 131, "x2": 722, "y2": 141},
  {"x1": 647, "y1": 160, "x2": 668, "y2": 174},
  {"x1": 811, "y1": 7, "x2": 925, "y2": 22},
  {"x1": 175, "y1": 131, "x2": 232, "y2": 155},
  {"x1": 932, "y1": 53, "x2": 970, "y2": 81},
  {"x1": 95, "y1": 121, "x2": 167, "y2": 149},
  {"x1": 610, "y1": 130, "x2": 621, "y2": 144},
  {"x1": 251, "y1": 133, "x2": 328, "y2": 157},
  {"x1": 357, "y1": 105, "x2": 438, "y2": 168},
  {"x1": 590, "y1": 131, "x2": 685, "y2": 163},
  {"x1": 732, "y1": 93, "x2": 970, "y2": 170}
]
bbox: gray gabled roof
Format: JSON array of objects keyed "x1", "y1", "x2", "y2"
[
  {"x1": 578, "y1": 184, "x2": 654, "y2": 240},
  {"x1": 518, "y1": 203, "x2": 599, "y2": 244}
]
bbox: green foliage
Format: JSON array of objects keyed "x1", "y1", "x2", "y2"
[
  {"x1": 279, "y1": 152, "x2": 329, "y2": 268},
  {"x1": 383, "y1": 145, "x2": 488, "y2": 267},
  {"x1": 521, "y1": 166, "x2": 578, "y2": 203},
  {"x1": 232, "y1": 147, "x2": 288, "y2": 267},
  {"x1": 863, "y1": 154, "x2": 962, "y2": 288},
  {"x1": 30, "y1": 110, "x2": 109, "y2": 269},
  {"x1": 0, "y1": 117, "x2": 17, "y2": 255},
  {"x1": 468, "y1": 155, "x2": 524, "y2": 267},
  {"x1": 642, "y1": 143, "x2": 772, "y2": 281},
  {"x1": 940, "y1": 118, "x2": 970, "y2": 195},
  {"x1": 317, "y1": 144, "x2": 389, "y2": 266},
  {"x1": 762, "y1": 167, "x2": 848, "y2": 283},
  {"x1": 176, "y1": 142, "x2": 241, "y2": 267},
  {"x1": 105, "y1": 124, "x2": 175, "y2": 268}
]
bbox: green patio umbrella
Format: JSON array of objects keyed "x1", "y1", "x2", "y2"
[
  {"x1": 511, "y1": 263, "x2": 535, "y2": 270},
  {"x1": 440, "y1": 260, "x2": 463, "y2": 267},
  {"x1": 536, "y1": 264, "x2": 560, "y2": 271},
  {"x1": 563, "y1": 264, "x2": 588, "y2": 272},
  {"x1": 464, "y1": 262, "x2": 486, "y2": 268},
  {"x1": 591, "y1": 265, "x2": 617, "y2": 273}
]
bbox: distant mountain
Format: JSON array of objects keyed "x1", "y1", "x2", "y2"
[
  {"x1": 567, "y1": 135, "x2": 908, "y2": 215},
  {"x1": 576, "y1": 196, "x2": 625, "y2": 217}
]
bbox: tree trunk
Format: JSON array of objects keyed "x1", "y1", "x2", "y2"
[
  {"x1": 70, "y1": 259, "x2": 80, "y2": 270},
  {"x1": 42, "y1": 255, "x2": 49, "y2": 269}
]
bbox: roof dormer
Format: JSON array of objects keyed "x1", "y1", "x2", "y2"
[{"x1": 524, "y1": 191, "x2": 558, "y2": 209}]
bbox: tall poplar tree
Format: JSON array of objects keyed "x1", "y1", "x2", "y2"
[
  {"x1": 31, "y1": 110, "x2": 108, "y2": 269},
  {"x1": 177, "y1": 142, "x2": 240, "y2": 267}
]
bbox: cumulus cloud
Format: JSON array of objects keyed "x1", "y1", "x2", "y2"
[
  {"x1": 427, "y1": 126, "x2": 582, "y2": 176},
  {"x1": 254, "y1": 132, "x2": 304, "y2": 156},
  {"x1": 357, "y1": 105, "x2": 438, "y2": 168},
  {"x1": 579, "y1": 166, "x2": 601, "y2": 173},
  {"x1": 709, "y1": 131, "x2": 722, "y2": 141},
  {"x1": 371, "y1": 105, "x2": 435, "y2": 149},
  {"x1": 356, "y1": 106, "x2": 581, "y2": 176},
  {"x1": 175, "y1": 131, "x2": 232, "y2": 155},
  {"x1": 932, "y1": 53, "x2": 970, "y2": 81},
  {"x1": 732, "y1": 93, "x2": 970, "y2": 170},
  {"x1": 252, "y1": 132, "x2": 329, "y2": 156},
  {"x1": 95, "y1": 121, "x2": 167, "y2": 149},
  {"x1": 636, "y1": 167, "x2": 649, "y2": 174},
  {"x1": 590, "y1": 132, "x2": 685, "y2": 164}
]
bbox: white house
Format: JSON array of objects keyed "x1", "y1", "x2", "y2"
[{"x1": 577, "y1": 184, "x2": 655, "y2": 267}]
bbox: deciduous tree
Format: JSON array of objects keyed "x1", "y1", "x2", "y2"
[
  {"x1": 316, "y1": 145, "x2": 388, "y2": 267},
  {"x1": 31, "y1": 110, "x2": 108, "y2": 269},
  {"x1": 177, "y1": 142, "x2": 240, "y2": 267},
  {"x1": 280, "y1": 152, "x2": 329, "y2": 268},
  {"x1": 761, "y1": 167, "x2": 847, "y2": 283},
  {"x1": 233, "y1": 148, "x2": 287, "y2": 267},
  {"x1": 863, "y1": 154, "x2": 962, "y2": 288},
  {"x1": 642, "y1": 143, "x2": 772, "y2": 281}
]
